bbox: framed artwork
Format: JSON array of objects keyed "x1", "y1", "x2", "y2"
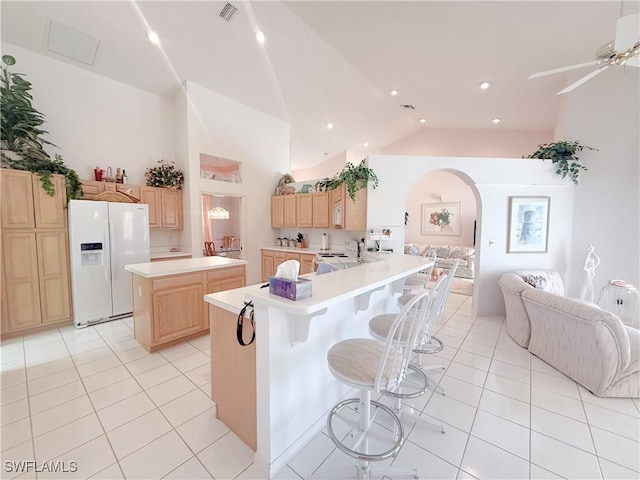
[
  {"x1": 507, "y1": 196, "x2": 550, "y2": 253},
  {"x1": 421, "y1": 202, "x2": 461, "y2": 235}
]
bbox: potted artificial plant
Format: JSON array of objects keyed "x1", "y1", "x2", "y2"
[
  {"x1": 0, "y1": 55, "x2": 82, "y2": 201},
  {"x1": 526, "y1": 140, "x2": 597, "y2": 185},
  {"x1": 145, "y1": 159, "x2": 185, "y2": 189},
  {"x1": 317, "y1": 159, "x2": 379, "y2": 200}
]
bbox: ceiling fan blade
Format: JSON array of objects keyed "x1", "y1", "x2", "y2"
[
  {"x1": 528, "y1": 60, "x2": 600, "y2": 79},
  {"x1": 614, "y1": 13, "x2": 640, "y2": 52},
  {"x1": 555, "y1": 66, "x2": 609, "y2": 95}
]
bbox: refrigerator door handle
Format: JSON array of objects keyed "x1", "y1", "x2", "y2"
[
  {"x1": 109, "y1": 220, "x2": 117, "y2": 282},
  {"x1": 103, "y1": 221, "x2": 111, "y2": 285}
]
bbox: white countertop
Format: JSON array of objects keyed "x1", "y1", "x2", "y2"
[
  {"x1": 150, "y1": 251, "x2": 192, "y2": 260},
  {"x1": 204, "y1": 254, "x2": 431, "y2": 316},
  {"x1": 126, "y1": 256, "x2": 247, "y2": 278},
  {"x1": 261, "y1": 246, "x2": 322, "y2": 255}
]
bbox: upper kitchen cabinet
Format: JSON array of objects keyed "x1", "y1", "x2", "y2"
[
  {"x1": 160, "y1": 189, "x2": 183, "y2": 229},
  {"x1": 1, "y1": 169, "x2": 66, "y2": 229},
  {"x1": 312, "y1": 192, "x2": 330, "y2": 228},
  {"x1": 283, "y1": 195, "x2": 296, "y2": 228},
  {"x1": 296, "y1": 194, "x2": 313, "y2": 228},
  {"x1": 271, "y1": 196, "x2": 284, "y2": 228},
  {"x1": 139, "y1": 186, "x2": 183, "y2": 230},
  {"x1": 331, "y1": 184, "x2": 367, "y2": 231}
]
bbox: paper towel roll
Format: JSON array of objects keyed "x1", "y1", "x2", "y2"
[{"x1": 321, "y1": 233, "x2": 328, "y2": 250}]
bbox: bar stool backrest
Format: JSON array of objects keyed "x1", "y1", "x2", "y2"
[
  {"x1": 414, "y1": 274, "x2": 448, "y2": 350},
  {"x1": 374, "y1": 290, "x2": 431, "y2": 393},
  {"x1": 437, "y1": 260, "x2": 459, "y2": 314}
]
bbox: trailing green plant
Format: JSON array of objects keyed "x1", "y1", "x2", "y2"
[
  {"x1": 525, "y1": 141, "x2": 597, "y2": 185},
  {"x1": 317, "y1": 160, "x2": 378, "y2": 200},
  {"x1": 1, "y1": 55, "x2": 82, "y2": 201},
  {"x1": 145, "y1": 159, "x2": 185, "y2": 189}
]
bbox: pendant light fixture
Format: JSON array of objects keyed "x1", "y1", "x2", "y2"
[{"x1": 208, "y1": 206, "x2": 229, "y2": 220}]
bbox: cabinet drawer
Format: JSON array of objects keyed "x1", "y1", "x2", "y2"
[
  {"x1": 152, "y1": 272, "x2": 202, "y2": 291},
  {"x1": 207, "y1": 266, "x2": 245, "y2": 282}
]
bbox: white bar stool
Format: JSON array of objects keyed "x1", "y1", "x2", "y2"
[
  {"x1": 402, "y1": 249, "x2": 437, "y2": 295},
  {"x1": 318, "y1": 291, "x2": 431, "y2": 480}
]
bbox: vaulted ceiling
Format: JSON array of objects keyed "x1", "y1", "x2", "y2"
[{"x1": 2, "y1": 1, "x2": 638, "y2": 169}]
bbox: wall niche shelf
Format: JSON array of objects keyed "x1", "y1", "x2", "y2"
[{"x1": 200, "y1": 153, "x2": 241, "y2": 184}]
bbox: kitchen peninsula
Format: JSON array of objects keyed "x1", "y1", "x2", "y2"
[
  {"x1": 204, "y1": 253, "x2": 433, "y2": 477},
  {"x1": 125, "y1": 257, "x2": 246, "y2": 352}
]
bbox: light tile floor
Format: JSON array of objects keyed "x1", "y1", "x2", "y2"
[{"x1": 1, "y1": 294, "x2": 639, "y2": 479}]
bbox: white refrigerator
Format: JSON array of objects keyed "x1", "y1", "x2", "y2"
[{"x1": 68, "y1": 200, "x2": 150, "y2": 328}]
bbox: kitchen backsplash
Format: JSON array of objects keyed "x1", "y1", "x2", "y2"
[{"x1": 277, "y1": 229, "x2": 364, "y2": 251}]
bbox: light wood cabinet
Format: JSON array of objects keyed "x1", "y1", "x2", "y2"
[
  {"x1": 331, "y1": 184, "x2": 367, "y2": 231},
  {"x1": 139, "y1": 187, "x2": 161, "y2": 228},
  {"x1": 0, "y1": 170, "x2": 72, "y2": 338},
  {"x1": 160, "y1": 189, "x2": 183, "y2": 229},
  {"x1": 37, "y1": 231, "x2": 71, "y2": 323},
  {"x1": 262, "y1": 250, "x2": 315, "y2": 280},
  {"x1": 271, "y1": 196, "x2": 284, "y2": 228},
  {"x1": 300, "y1": 253, "x2": 316, "y2": 275},
  {"x1": 296, "y1": 194, "x2": 313, "y2": 228},
  {"x1": 132, "y1": 265, "x2": 246, "y2": 352},
  {"x1": 312, "y1": 192, "x2": 330, "y2": 228},
  {"x1": 2, "y1": 232, "x2": 42, "y2": 330},
  {"x1": 283, "y1": 195, "x2": 297, "y2": 228}
]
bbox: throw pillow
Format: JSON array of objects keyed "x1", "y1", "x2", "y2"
[
  {"x1": 524, "y1": 274, "x2": 547, "y2": 290},
  {"x1": 405, "y1": 244, "x2": 419, "y2": 256},
  {"x1": 435, "y1": 247, "x2": 451, "y2": 258},
  {"x1": 449, "y1": 248, "x2": 465, "y2": 259}
]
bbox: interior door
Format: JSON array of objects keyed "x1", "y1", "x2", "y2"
[{"x1": 108, "y1": 203, "x2": 150, "y2": 317}]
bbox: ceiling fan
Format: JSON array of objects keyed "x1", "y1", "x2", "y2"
[{"x1": 529, "y1": 13, "x2": 640, "y2": 95}]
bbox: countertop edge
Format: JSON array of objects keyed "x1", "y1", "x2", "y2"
[{"x1": 126, "y1": 257, "x2": 247, "y2": 278}]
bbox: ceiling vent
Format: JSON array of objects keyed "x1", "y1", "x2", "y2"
[
  {"x1": 47, "y1": 19, "x2": 99, "y2": 66},
  {"x1": 219, "y1": 3, "x2": 238, "y2": 22},
  {"x1": 401, "y1": 104, "x2": 415, "y2": 110}
]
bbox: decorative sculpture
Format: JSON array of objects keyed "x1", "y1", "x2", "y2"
[{"x1": 578, "y1": 244, "x2": 601, "y2": 302}]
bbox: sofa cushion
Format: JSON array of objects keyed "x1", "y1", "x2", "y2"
[
  {"x1": 435, "y1": 247, "x2": 451, "y2": 258},
  {"x1": 404, "y1": 244, "x2": 420, "y2": 256}
]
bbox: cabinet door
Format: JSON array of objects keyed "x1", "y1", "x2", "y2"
[
  {"x1": 312, "y1": 192, "x2": 329, "y2": 228},
  {"x1": 116, "y1": 184, "x2": 140, "y2": 199},
  {"x1": 153, "y1": 284, "x2": 204, "y2": 343},
  {"x1": 296, "y1": 194, "x2": 313, "y2": 228},
  {"x1": 37, "y1": 231, "x2": 71, "y2": 324},
  {"x1": 1, "y1": 169, "x2": 35, "y2": 229},
  {"x1": 160, "y1": 189, "x2": 183, "y2": 229},
  {"x1": 2, "y1": 232, "x2": 42, "y2": 330},
  {"x1": 274, "y1": 251, "x2": 287, "y2": 271},
  {"x1": 80, "y1": 180, "x2": 105, "y2": 200},
  {"x1": 139, "y1": 187, "x2": 160, "y2": 228},
  {"x1": 285, "y1": 253, "x2": 300, "y2": 262},
  {"x1": 345, "y1": 187, "x2": 367, "y2": 231},
  {"x1": 33, "y1": 174, "x2": 66, "y2": 229},
  {"x1": 300, "y1": 254, "x2": 315, "y2": 275},
  {"x1": 271, "y1": 197, "x2": 284, "y2": 228},
  {"x1": 262, "y1": 252, "x2": 275, "y2": 281},
  {"x1": 283, "y1": 195, "x2": 297, "y2": 228}
]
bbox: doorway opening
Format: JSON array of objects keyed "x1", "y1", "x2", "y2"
[{"x1": 201, "y1": 194, "x2": 243, "y2": 259}]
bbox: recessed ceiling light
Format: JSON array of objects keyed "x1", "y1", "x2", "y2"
[
  {"x1": 479, "y1": 81, "x2": 491, "y2": 90},
  {"x1": 492, "y1": 118, "x2": 501, "y2": 124},
  {"x1": 363, "y1": 142, "x2": 369, "y2": 147},
  {"x1": 419, "y1": 118, "x2": 427, "y2": 124},
  {"x1": 255, "y1": 30, "x2": 266, "y2": 44},
  {"x1": 147, "y1": 30, "x2": 160, "y2": 45},
  {"x1": 390, "y1": 89, "x2": 398, "y2": 96},
  {"x1": 326, "y1": 123, "x2": 333, "y2": 130}
]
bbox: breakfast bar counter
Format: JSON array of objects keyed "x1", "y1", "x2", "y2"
[
  {"x1": 125, "y1": 257, "x2": 246, "y2": 352},
  {"x1": 204, "y1": 253, "x2": 432, "y2": 477}
]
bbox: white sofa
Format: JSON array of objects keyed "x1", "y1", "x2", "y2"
[
  {"x1": 498, "y1": 270, "x2": 565, "y2": 348},
  {"x1": 405, "y1": 243, "x2": 475, "y2": 279},
  {"x1": 522, "y1": 288, "x2": 639, "y2": 398}
]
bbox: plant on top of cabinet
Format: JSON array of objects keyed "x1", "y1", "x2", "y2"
[
  {"x1": 317, "y1": 160, "x2": 378, "y2": 200},
  {"x1": 525, "y1": 140, "x2": 597, "y2": 185},
  {"x1": 145, "y1": 159, "x2": 185, "y2": 189},
  {"x1": 0, "y1": 55, "x2": 82, "y2": 202}
]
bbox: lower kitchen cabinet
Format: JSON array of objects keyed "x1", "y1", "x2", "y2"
[
  {"x1": 261, "y1": 249, "x2": 316, "y2": 281},
  {"x1": 132, "y1": 264, "x2": 246, "y2": 352}
]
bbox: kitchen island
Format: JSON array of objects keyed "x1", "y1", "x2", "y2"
[
  {"x1": 204, "y1": 253, "x2": 432, "y2": 477},
  {"x1": 125, "y1": 257, "x2": 246, "y2": 352}
]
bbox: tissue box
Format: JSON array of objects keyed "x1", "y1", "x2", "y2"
[{"x1": 268, "y1": 277, "x2": 312, "y2": 301}]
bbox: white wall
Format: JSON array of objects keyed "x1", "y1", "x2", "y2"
[
  {"x1": 366, "y1": 155, "x2": 574, "y2": 316},
  {"x1": 555, "y1": 69, "x2": 639, "y2": 298},
  {"x1": 405, "y1": 170, "x2": 477, "y2": 246},
  {"x1": 4, "y1": 44, "x2": 176, "y2": 186},
  {"x1": 179, "y1": 82, "x2": 291, "y2": 284}
]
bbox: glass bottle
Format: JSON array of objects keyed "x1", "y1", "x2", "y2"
[
  {"x1": 115, "y1": 168, "x2": 123, "y2": 184},
  {"x1": 122, "y1": 169, "x2": 128, "y2": 184}
]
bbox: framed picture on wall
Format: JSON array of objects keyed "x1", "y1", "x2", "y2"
[
  {"x1": 507, "y1": 196, "x2": 550, "y2": 253},
  {"x1": 421, "y1": 202, "x2": 461, "y2": 235}
]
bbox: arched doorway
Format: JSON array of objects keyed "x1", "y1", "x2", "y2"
[{"x1": 405, "y1": 169, "x2": 481, "y2": 303}]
